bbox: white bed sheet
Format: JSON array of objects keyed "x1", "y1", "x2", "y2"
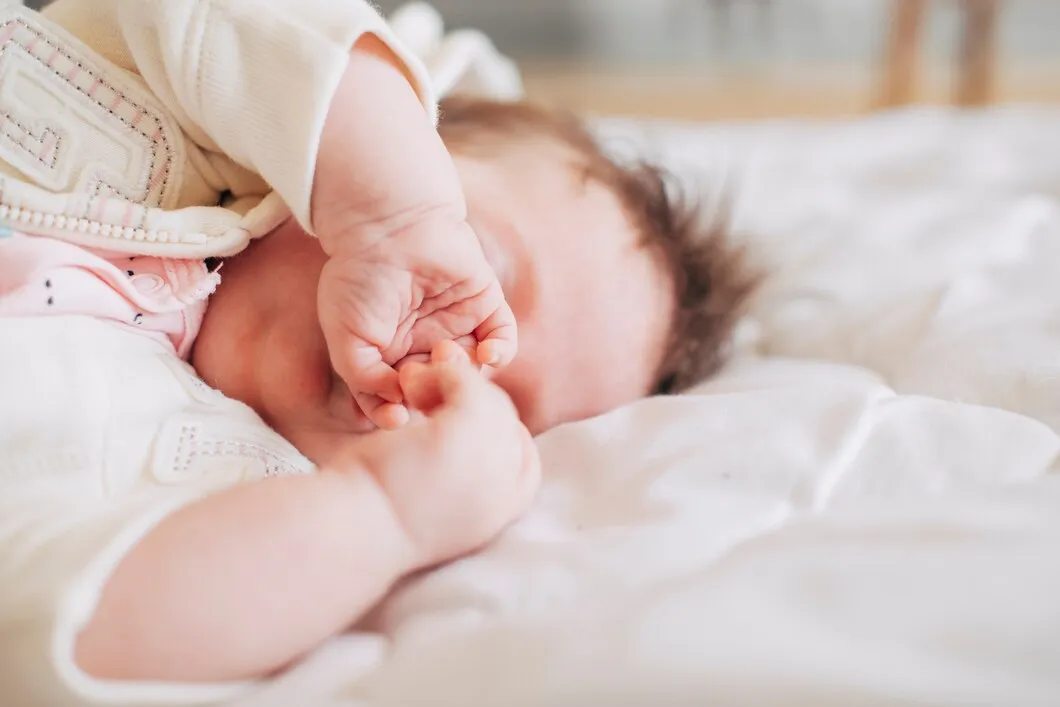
[{"x1": 239, "y1": 106, "x2": 1060, "y2": 707}]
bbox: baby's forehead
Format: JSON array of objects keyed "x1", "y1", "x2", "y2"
[
  {"x1": 446, "y1": 114, "x2": 675, "y2": 307},
  {"x1": 480, "y1": 135, "x2": 672, "y2": 288},
  {"x1": 500, "y1": 138, "x2": 636, "y2": 215}
]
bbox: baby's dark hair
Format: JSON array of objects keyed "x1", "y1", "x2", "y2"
[{"x1": 438, "y1": 98, "x2": 759, "y2": 394}]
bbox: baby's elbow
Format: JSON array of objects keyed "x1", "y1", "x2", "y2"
[
  {"x1": 73, "y1": 616, "x2": 131, "y2": 681},
  {"x1": 73, "y1": 572, "x2": 163, "y2": 681}
]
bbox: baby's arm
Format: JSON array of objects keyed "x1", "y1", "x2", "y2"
[
  {"x1": 74, "y1": 343, "x2": 538, "y2": 686},
  {"x1": 89, "y1": 0, "x2": 516, "y2": 425},
  {"x1": 311, "y1": 34, "x2": 461, "y2": 248},
  {"x1": 313, "y1": 39, "x2": 517, "y2": 426},
  {"x1": 76, "y1": 468, "x2": 412, "y2": 682}
]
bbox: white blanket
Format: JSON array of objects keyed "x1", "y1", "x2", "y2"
[
  {"x1": 231, "y1": 105, "x2": 1060, "y2": 707},
  {"x1": 237, "y1": 8, "x2": 1060, "y2": 704},
  {"x1": 232, "y1": 8, "x2": 1060, "y2": 696}
]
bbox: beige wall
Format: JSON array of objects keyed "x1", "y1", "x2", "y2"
[{"x1": 385, "y1": 0, "x2": 1060, "y2": 119}]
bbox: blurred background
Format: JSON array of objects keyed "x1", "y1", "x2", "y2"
[
  {"x1": 25, "y1": 0, "x2": 1060, "y2": 119},
  {"x1": 372, "y1": 0, "x2": 1060, "y2": 119}
]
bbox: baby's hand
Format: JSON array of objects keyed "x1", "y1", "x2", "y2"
[
  {"x1": 355, "y1": 341, "x2": 540, "y2": 567},
  {"x1": 312, "y1": 35, "x2": 516, "y2": 431},
  {"x1": 317, "y1": 213, "x2": 515, "y2": 431}
]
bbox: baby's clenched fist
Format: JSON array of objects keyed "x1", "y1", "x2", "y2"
[{"x1": 354, "y1": 341, "x2": 540, "y2": 567}]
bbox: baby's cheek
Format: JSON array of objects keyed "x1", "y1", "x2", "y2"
[{"x1": 487, "y1": 369, "x2": 539, "y2": 432}]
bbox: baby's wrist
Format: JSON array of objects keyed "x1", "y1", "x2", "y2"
[
  {"x1": 349, "y1": 34, "x2": 422, "y2": 103},
  {"x1": 316, "y1": 463, "x2": 421, "y2": 577},
  {"x1": 310, "y1": 36, "x2": 464, "y2": 252},
  {"x1": 335, "y1": 431, "x2": 456, "y2": 570},
  {"x1": 319, "y1": 203, "x2": 467, "y2": 262}
]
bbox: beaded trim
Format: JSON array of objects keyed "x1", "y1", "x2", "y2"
[{"x1": 0, "y1": 203, "x2": 209, "y2": 244}]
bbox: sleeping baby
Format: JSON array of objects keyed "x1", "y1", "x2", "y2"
[{"x1": 0, "y1": 1, "x2": 753, "y2": 705}]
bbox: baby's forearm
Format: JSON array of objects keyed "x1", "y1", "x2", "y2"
[
  {"x1": 311, "y1": 35, "x2": 466, "y2": 251},
  {"x1": 76, "y1": 470, "x2": 414, "y2": 683}
]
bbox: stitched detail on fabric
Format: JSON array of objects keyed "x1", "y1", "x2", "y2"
[
  {"x1": 172, "y1": 421, "x2": 308, "y2": 479},
  {"x1": 0, "y1": 109, "x2": 59, "y2": 168},
  {"x1": 0, "y1": 15, "x2": 175, "y2": 206},
  {"x1": 174, "y1": 422, "x2": 199, "y2": 476},
  {"x1": 199, "y1": 438, "x2": 307, "y2": 477}
]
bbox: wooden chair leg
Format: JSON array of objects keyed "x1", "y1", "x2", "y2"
[
  {"x1": 955, "y1": 0, "x2": 1000, "y2": 106},
  {"x1": 879, "y1": 0, "x2": 928, "y2": 107}
]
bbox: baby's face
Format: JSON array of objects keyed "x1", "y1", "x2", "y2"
[{"x1": 192, "y1": 138, "x2": 674, "y2": 440}]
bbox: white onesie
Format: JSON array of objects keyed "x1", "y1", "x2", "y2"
[
  {"x1": 0, "y1": 315, "x2": 315, "y2": 706},
  {"x1": 0, "y1": 0, "x2": 443, "y2": 704},
  {"x1": 0, "y1": 1, "x2": 524, "y2": 701}
]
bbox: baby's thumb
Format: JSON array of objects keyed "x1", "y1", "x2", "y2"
[
  {"x1": 400, "y1": 362, "x2": 443, "y2": 413},
  {"x1": 325, "y1": 329, "x2": 403, "y2": 405},
  {"x1": 400, "y1": 342, "x2": 474, "y2": 413}
]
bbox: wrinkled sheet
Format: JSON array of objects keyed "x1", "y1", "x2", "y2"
[{"x1": 241, "y1": 106, "x2": 1060, "y2": 707}]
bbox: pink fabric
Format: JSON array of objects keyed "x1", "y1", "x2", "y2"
[{"x1": 0, "y1": 229, "x2": 219, "y2": 358}]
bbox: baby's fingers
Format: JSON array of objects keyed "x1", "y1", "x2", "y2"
[
  {"x1": 431, "y1": 339, "x2": 471, "y2": 365},
  {"x1": 400, "y1": 342, "x2": 476, "y2": 414},
  {"x1": 353, "y1": 392, "x2": 409, "y2": 430},
  {"x1": 328, "y1": 344, "x2": 407, "y2": 429},
  {"x1": 474, "y1": 296, "x2": 518, "y2": 368},
  {"x1": 329, "y1": 343, "x2": 403, "y2": 404},
  {"x1": 400, "y1": 362, "x2": 443, "y2": 413}
]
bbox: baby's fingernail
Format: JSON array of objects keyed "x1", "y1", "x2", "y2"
[{"x1": 378, "y1": 404, "x2": 409, "y2": 430}]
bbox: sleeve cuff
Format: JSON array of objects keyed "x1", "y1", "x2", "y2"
[
  {"x1": 0, "y1": 489, "x2": 253, "y2": 706},
  {"x1": 194, "y1": 1, "x2": 437, "y2": 234}
]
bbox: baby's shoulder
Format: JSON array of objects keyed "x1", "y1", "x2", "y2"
[
  {"x1": 146, "y1": 345, "x2": 317, "y2": 484},
  {"x1": 0, "y1": 316, "x2": 312, "y2": 500}
]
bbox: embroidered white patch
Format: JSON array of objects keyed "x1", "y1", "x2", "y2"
[
  {"x1": 153, "y1": 409, "x2": 315, "y2": 486},
  {"x1": 157, "y1": 353, "x2": 228, "y2": 406},
  {"x1": 0, "y1": 7, "x2": 182, "y2": 211},
  {"x1": 155, "y1": 354, "x2": 316, "y2": 482}
]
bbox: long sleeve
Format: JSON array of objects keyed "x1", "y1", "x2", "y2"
[
  {"x1": 42, "y1": 0, "x2": 437, "y2": 231},
  {"x1": 0, "y1": 316, "x2": 315, "y2": 706}
]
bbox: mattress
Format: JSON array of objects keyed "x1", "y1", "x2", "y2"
[{"x1": 234, "y1": 106, "x2": 1060, "y2": 707}]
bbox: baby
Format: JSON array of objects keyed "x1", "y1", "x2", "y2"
[{"x1": 0, "y1": 2, "x2": 753, "y2": 706}]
